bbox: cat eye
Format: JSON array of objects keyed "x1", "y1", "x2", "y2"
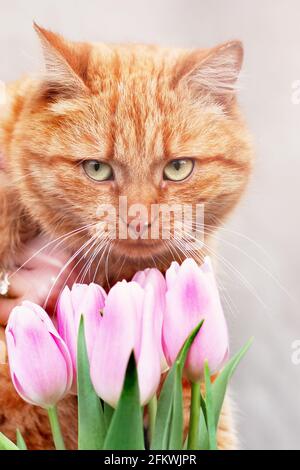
[
  {"x1": 82, "y1": 160, "x2": 114, "y2": 182},
  {"x1": 163, "y1": 159, "x2": 194, "y2": 182}
]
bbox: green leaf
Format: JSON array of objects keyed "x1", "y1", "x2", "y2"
[
  {"x1": 147, "y1": 395, "x2": 157, "y2": 443},
  {"x1": 212, "y1": 338, "x2": 253, "y2": 424},
  {"x1": 204, "y1": 362, "x2": 217, "y2": 450},
  {"x1": 151, "y1": 321, "x2": 204, "y2": 450},
  {"x1": 77, "y1": 316, "x2": 106, "y2": 450},
  {"x1": 200, "y1": 392, "x2": 207, "y2": 425},
  {"x1": 103, "y1": 402, "x2": 114, "y2": 431},
  {"x1": 199, "y1": 338, "x2": 253, "y2": 450},
  {"x1": 103, "y1": 353, "x2": 145, "y2": 450},
  {"x1": 151, "y1": 366, "x2": 176, "y2": 450},
  {"x1": 16, "y1": 429, "x2": 27, "y2": 450},
  {"x1": 198, "y1": 405, "x2": 208, "y2": 448},
  {"x1": 0, "y1": 432, "x2": 19, "y2": 450},
  {"x1": 167, "y1": 366, "x2": 184, "y2": 450}
]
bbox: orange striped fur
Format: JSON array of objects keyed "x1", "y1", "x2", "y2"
[{"x1": 0, "y1": 25, "x2": 253, "y2": 449}]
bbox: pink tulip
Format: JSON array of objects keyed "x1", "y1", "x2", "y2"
[
  {"x1": 90, "y1": 280, "x2": 161, "y2": 407},
  {"x1": 57, "y1": 283, "x2": 106, "y2": 384},
  {"x1": 132, "y1": 268, "x2": 168, "y2": 371},
  {"x1": 162, "y1": 257, "x2": 229, "y2": 382},
  {"x1": 6, "y1": 301, "x2": 72, "y2": 408}
]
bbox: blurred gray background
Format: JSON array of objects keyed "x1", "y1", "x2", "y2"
[{"x1": 1, "y1": 0, "x2": 300, "y2": 450}]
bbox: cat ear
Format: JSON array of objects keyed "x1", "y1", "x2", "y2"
[
  {"x1": 177, "y1": 41, "x2": 243, "y2": 104},
  {"x1": 34, "y1": 23, "x2": 90, "y2": 98}
]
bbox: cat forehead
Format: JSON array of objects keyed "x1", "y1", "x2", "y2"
[
  {"x1": 83, "y1": 46, "x2": 180, "y2": 94},
  {"x1": 90, "y1": 43, "x2": 182, "y2": 70}
]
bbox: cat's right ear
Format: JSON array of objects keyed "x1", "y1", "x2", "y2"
[
  {"x1": 174, "y1": 41, "x2": 243, "y2": 106},
  {"x1": 34, "y1": 23, "x2": 90, "y2": 99}
]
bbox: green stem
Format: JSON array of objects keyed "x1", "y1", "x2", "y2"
[
  {"x1": 204, "y1": 362, "x2": 217, "y2": 450},
  {"x1": 148, "y1": 395, "x2": 157, "y2": 445},
  {"x1": 48, "y1": 406, "x2": 66, "y2": 450},
  {"x1": 187, "y1": 381, "x2": 201, "y2": 450}
]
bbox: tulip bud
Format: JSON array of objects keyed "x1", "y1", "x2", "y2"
[
  {"x1": 90, "y1": 280, "x2": 161, "y2": 407},
  {"x1": 132, "y1": 268, "x2": 168, "y2": 371},
  {"x1": 57, "y1": 283, "x2": 106, "y2": 385},
  {"x1": 6, "y1": 301, "x2": 72, "y2": 408},
  {"x1": 162, "y1": 257, "x2": 229, "y2": 382}
]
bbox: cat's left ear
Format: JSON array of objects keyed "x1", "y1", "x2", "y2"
[
  {"x1": 176, "y1": 41, "x2": 243, "y2": 105},
  {"x1": 34, "y1": 23, "x2": 90, "y2": 98}
]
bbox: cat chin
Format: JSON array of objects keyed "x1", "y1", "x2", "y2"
[{"x1": 111, "y1": 239, "x2": 167, "y2": 261}]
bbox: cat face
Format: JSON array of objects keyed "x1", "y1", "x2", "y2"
[{"x1": 10, "y1": 26, "x2": 252, "y2": 265}]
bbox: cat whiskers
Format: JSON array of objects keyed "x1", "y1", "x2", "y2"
[
  {"x1": 51, "y1": 231, "x2": 111, "y2": 313},
  {"x1": 77, "y1": 232, "x2": 110, "y2": 284},
  {"x1": 105, "y1": 240, "x2": 114, "y2": 289},
  {"x1": 167, "y1": 229, "x2": 239, "y2": 318},
  {"x1": 113, "y1": 254, "x2": 127, "y2": 282},
  {"x1": 43, "y1": 233, "x2": 99, "y2": 310},
  {"x1": 172, "y1": 224, "x2": 268, "y2": 312},
  {"x1": 187, "y1": 214, "x2": 296, "y2": 305},
  {"x1": 92, "y1": 236, "x2": 112, "y2": 284},
  {"x1": 9, "y1": 222, "x2": 98, "y2": 280},
  {"x1": 207, "y1": 212, "x2": 277, "y2": 266}
]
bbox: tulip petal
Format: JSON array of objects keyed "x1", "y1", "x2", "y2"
[
  {"x1": 137, "y1": 286, "x2": 162, "y2": 405},
  {"x1": 57, "y1": 287, "x2": 77, "y2": 375},
  {"x1": 6, "y1": 304, "x2": 72, "y2": 408},
  {"x1": 186, "y1": 259, "x2": 229, "y2": 380},
  {"x1": 133, "y1": 268, "x2": 168, "y2": 372},
  {"x1": 165, "y1": 261, "x2": 180, "y2": 290},
  {"x1": 75, "y1": 283, "x2": 106, "y2": 360},
  {"x1": 57, "y1": 283, "x2": 106, "y2": 388},
  {"x1": 162, "y1": 257, "x2": 229, "y2": 382},
  {"x1": 90, "y1": 281, "x2": 144, "y2": 407},
  {"x1": 163, "y1": 258, "x2": 209, "y2": 365},
  {"x1": 21, "y1": 301, "x2": 73, "y2": 391}
]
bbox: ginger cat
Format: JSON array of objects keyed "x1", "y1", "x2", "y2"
[{"x1": 0, "y1": 25, "x2": 252, "y2": 449}]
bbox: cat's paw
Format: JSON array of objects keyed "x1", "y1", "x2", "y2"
[{"x1": 0, "y1": 235, "x2": 80, "y2": 325}]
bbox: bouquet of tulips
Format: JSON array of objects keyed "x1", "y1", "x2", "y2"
[{"x1": 0, "y1": 257, "x2": 251, "y2": 451}]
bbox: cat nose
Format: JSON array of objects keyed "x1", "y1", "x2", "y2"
[
  {"x1": 131, "y1": 221, "x2": 151, "y2": 233},
  {"x1": 124, "y1": 216, "x2": 152, "y2": 239},
  {"x1": 127, "y1": 218, "x2": 151, "y2": 232}
]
